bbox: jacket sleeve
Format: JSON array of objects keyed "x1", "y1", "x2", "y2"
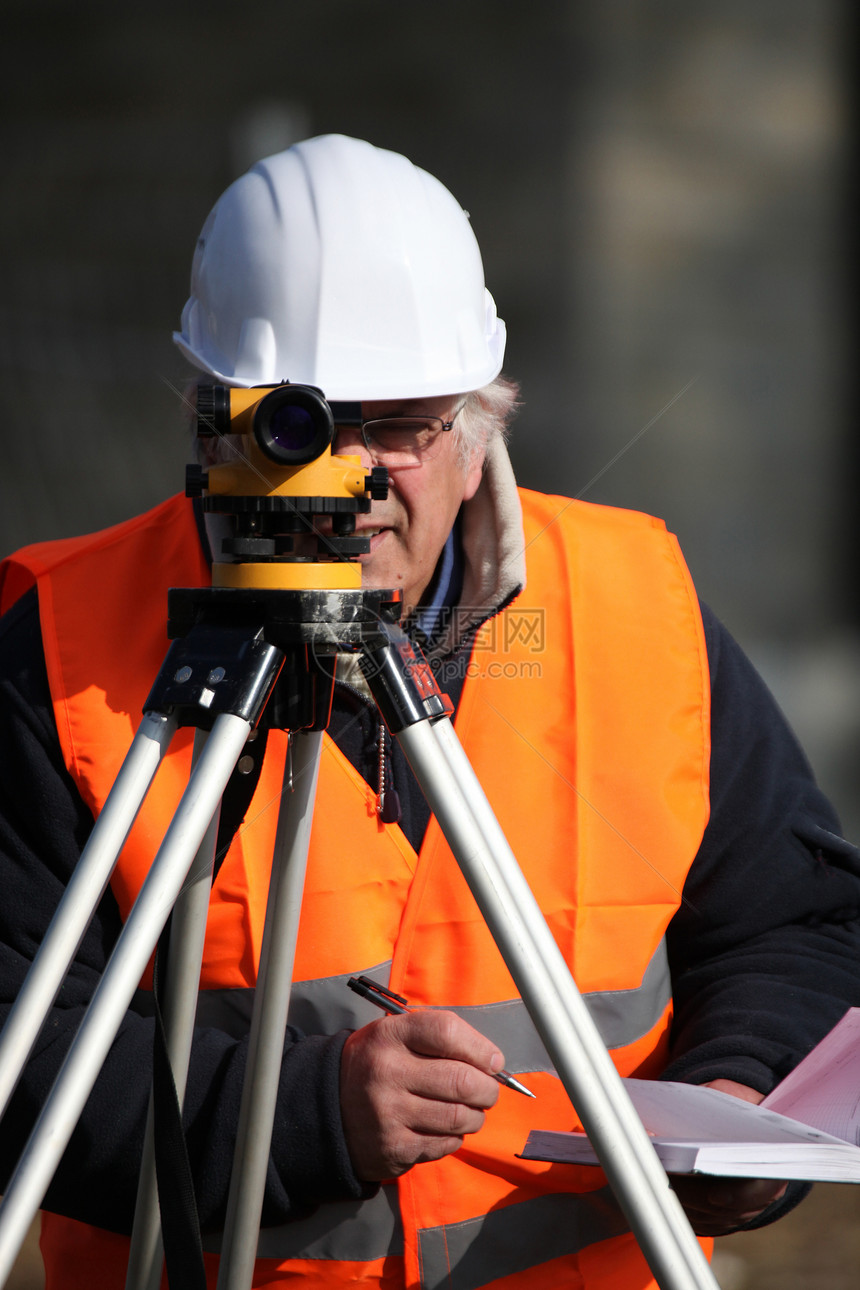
[
  {"x1": 660, "y1": 607, "x2": 860, "y2": 1229},
  {"x1": 663, "y1": 604, "x2": 860, "y2": 1090},
  {"x1": 0, "y1": 590, "x2": 370, "y2": 1235}
]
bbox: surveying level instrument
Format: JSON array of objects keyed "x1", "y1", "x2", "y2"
[
  {"x1": 187, "y1": 381, "x2": 388, "y2": 589},
  {"x1": 0, "y1": 385, "x2": 719, "y2": 1290}
]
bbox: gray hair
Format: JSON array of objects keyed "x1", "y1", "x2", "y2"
[{"x1": 454, "y1": 375, "x2": 520, "y2": 467}]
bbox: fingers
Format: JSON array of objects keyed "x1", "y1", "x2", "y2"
[
  {"x1": 340, "y1": 1009, "x2": 504, "y2": 1181},
  {"x1": 671, "y1": 1173, "x2": 788, "y2": 1237},
  {"x1": 395, "y1": 1008, "x2": 505, "y2": 1082}
]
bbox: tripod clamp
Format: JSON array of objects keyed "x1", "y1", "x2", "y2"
[{"x1": 150, "y1": 585, "x2": 452, "y2": 740}]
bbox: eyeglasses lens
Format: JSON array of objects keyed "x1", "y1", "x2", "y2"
[{"x1": 361, "y1": 417, "x2": 445, "y2": 467}]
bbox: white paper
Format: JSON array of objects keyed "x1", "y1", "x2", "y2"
[
  {"x1": 762, "y1": 1008, "x2": 860, "y2": 1144},
  {"x1": 519, "y1": 1008, "x2": 860, "y2": 1182}
]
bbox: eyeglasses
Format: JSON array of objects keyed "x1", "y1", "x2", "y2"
[{"x1": 331, "y1": 403, "x2": 465, "y2": 469}]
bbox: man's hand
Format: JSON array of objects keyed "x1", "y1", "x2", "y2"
[
  {"x1": 670, "y1": 1079, "x2": 788, "y2": 1236},
  {"x1": 340, "y1": 1010, "x2": 503, "y2": 1181}
]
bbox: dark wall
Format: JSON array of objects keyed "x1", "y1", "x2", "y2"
[{"x1": 0, "y1": 1, "x2": 573, "y2": 548}]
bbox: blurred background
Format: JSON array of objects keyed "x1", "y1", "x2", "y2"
[{"x1": 1, "y1": 1, "x2": 858, "y2": 1285}]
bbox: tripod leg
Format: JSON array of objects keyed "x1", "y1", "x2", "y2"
[
  {"x1": 0, "y1": 710, "x2": 177, "y2": 1122},
  {"x1": 0, "y1": 712, "x2": 253, "y2": 1288},
  {"x1": 216, "y1": 730, "x2": 324, "y2": 1290},
  {"x1": 125, "y1": 727, "x2": 222, "y2": 1290},
  {"x1": 396, "y1": 716, "x2": 719, "y2": 1290}
]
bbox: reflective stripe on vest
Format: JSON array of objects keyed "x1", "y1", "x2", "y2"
[
  {"x1": 202, "y1": 1186, "x2": 403, "y2": 1262},
  {"x1": 134, "y1": 939, "x2": 670, "y2": 1071},
  {"x1": 417, "y1": 1188, "x2": 628, "y2": 1290},
  {"x1": 202, "y1": 1185, "x2": 631, "y2": 1278}
]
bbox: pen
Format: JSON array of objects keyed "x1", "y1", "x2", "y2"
[{"x1": 347, "y1": 975, "x2": 536, "y2": 1098}]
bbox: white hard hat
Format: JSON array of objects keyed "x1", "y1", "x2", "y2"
[{"x1": 173, "y1": 134, "x2": 506, "y2": 400}]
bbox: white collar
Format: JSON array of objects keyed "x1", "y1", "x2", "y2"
[{"x1": 429, "y1": 435, "x2": 526, "y2": 658}]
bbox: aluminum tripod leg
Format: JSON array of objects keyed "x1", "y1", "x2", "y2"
[
  {"x1": 0, "y1": 710, "x2": 177, "y2": 1123},
  {"x1": 125, "y1": 728, "x2": 222, "y2": 1290},
  {"x1": 0, "y1": 712, "x2": 253, "y2": 1288},
  {"x1": 123, "y1": 732, "x2": 324, "y2": 1290},
  {"x1": 215, "y1": 730, "x2": 324, "y2": 1290},
  {"x1": 395, "y1": 716, "x2": 719, "y2": 1290}
]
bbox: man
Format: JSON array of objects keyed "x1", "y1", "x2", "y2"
[{"x1": 1, "y1": 133, "x2": 859, "y2": 1289}]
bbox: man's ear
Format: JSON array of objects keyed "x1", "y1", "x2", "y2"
[{"x1": 462, "y1": 453, "x2": 485, "y2": 503}]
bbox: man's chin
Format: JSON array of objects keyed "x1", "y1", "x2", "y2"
[{"x1": 356, "y1": 560, "x2": 411, "y2": 613}]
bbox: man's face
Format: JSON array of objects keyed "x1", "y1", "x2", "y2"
[{"x1": 332, "y1": 395, "x2": 483, "y2": 617}]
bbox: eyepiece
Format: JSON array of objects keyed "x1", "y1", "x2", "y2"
[
  {"x1": 195, "y1": 383, "x2": 335, "y2": 465},
  {"x1": 254, "y1": 386, "x2": 334, "y2": 464}
]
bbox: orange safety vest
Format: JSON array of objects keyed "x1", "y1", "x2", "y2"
[{"x1": 0, "y1": 489, "x2": 712, "y2": 1289}]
